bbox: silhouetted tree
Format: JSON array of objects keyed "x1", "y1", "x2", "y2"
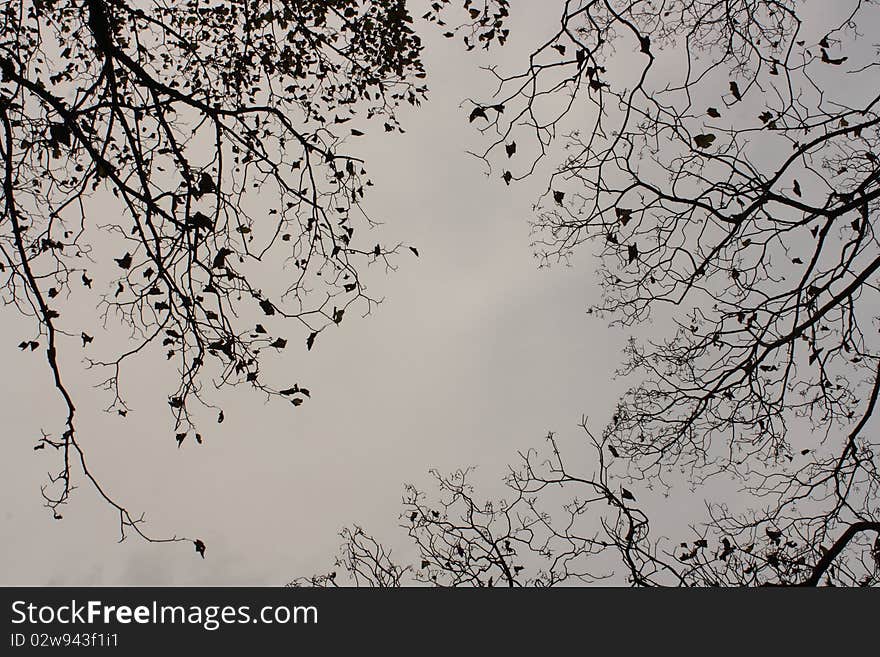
[
  {"x1": 0, "y1": 0, "x2": 508, "y2": 547},
  {"x1": 290, "y1": 428, "x2": 645, "y2": 587},
  {"x1": 300, "y1": 0, "x2": 880, "y2": 586}
]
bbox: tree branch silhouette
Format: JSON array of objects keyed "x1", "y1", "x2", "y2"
[
  {"x1": 0, "y1": 0, "x2": 508, "y2": 550},
  {"x1": 301, "y1": 0, "x2": 880, "y2": 587}
]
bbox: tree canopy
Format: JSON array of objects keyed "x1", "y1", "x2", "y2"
[
  {"x1": 298, "y1": 0, "x2": 880, "y2": 587},
  {"x1": 0, "y1": 0, "x2": 508, "y2": 546},
  {"x1": 4, "y1": 0, "x2": 879, "y2": 585}
]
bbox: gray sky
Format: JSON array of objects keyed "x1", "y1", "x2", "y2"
[
  {"x1": 0, "y1": 3, "x2": 635, "y2": 585},
  {"x1": 2, "y1": 0, "x2": 870, "y2": 586}
]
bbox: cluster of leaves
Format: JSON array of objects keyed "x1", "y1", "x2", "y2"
[{"x1": 423, "y1": 0, "x2": 510, "y2": 50}]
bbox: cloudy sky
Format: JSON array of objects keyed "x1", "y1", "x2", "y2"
[
  {"x1": 2, "y1": 0, "x2": 865, "y2": 586},
  {"x1": 0, "y1": 3, "x2": 641, "y2": 585}
]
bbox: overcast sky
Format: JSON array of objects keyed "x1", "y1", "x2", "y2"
[
  {"x1": 0, "y1": 3, "x2": 634, "y2": 585},
  {"x1": 1, "y1": 0, "x2": 866, "y2": 586}
]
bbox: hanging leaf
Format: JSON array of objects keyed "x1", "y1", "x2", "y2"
[
  {"x1": 468, "y1": 106, "x2": 488, "y2": 123},
  {"x1": 694, "y1": 133, "x2": 716, "y2": 149},
  {"x1": 114, "y1": 252, "x2": 132, "y2": 269},
  {"x1": 627, "y1": 243, "x2": 639, "y2": 263},
  {"x1": 729, "y1": 80, "x2": 742, "y2": 101}
]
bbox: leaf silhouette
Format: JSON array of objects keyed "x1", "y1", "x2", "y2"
[
  {"x1": 198, "y1": 172, "x2": 216, "y2": 196},
  {"x1": 194, "y1": 539, "x2": 206, "y2": 558},
  {"x1": 409, "y1": 246, "x2": 419, "y2": 257},
  {"x1": 81, "y1": 332, "x2": 93, "y2": 346},
  {"x1": 729, "y1": 80, "x2": 742, "y2": 101},
  {"x1": 49, "y1": 122, "x2": 71, "y2": 147},
  {"x1": 259, "y1": 299, "x2": 276, "y2": 316},
  {"x1": 212, "y1": 248, "x2": 233, "y2": 269},
  {"x1": 627, "y1": 243, "x2": 639, "y2": 263},
  {"x1": 621, "y1": 487, "x2": 636, "y2": 501},
  {"x1": 553, "y1": 190, "x2": 565, "y2": 205},
  {"x1": 505, "y1": 142, "x2": 516, "y2": 157},
  {"x1": 719, "y1": 538, "x2": 735, "y2": 561},
  {"x1": 306, "y1": 331, "x2": 318, "y2": 351},
  {"x1": 707, "y1": 107, "x2": 721, "y2": 118},
  {"x1": 189, "y1": 211, "x2": 214, "y2": 232},
  {"x1": 694, "y1": 133, "x2": 716, "y2": 149},
  {"x1": 114, "y1": 252, "x2": 132, "y2": 269},
  {"x1": 469, "y1": 106, "x2": 488, "y2": 123},
  {"x1": 821, "y1": 48, "x2": 847, "y2": 65},
  {"x1": 270, "y1": 338, "x2": 287, "y2": 349}
]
